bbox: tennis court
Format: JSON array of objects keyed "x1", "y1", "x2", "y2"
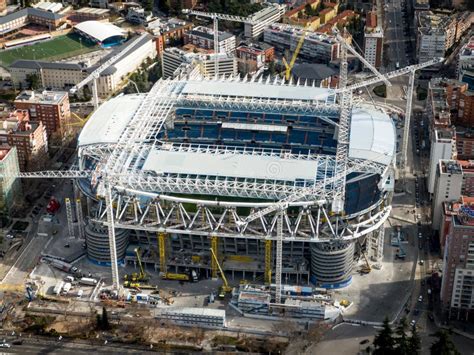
[{"x1": 0, "y1": 34, "x2": 99, "y2": 67}]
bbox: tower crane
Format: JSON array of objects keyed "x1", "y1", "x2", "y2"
[
  {"x1": 69, "y1": 33, "x2": 149, "y2": 110},
  {"x1": 182, "y1": 9, "x2": 256, "y2": 78}
]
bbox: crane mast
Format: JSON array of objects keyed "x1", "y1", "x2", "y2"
[{"x1": 182, "y1": 9, "x2": 255, "y2": 78}]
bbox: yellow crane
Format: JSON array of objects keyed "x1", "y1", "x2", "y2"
[
  {"x1": 135, "y1": 247, "x2": 148, "y2": 281},
  {"x1": 124, "y1": 247, "x2": 149, "y2": 284},
  {"x1": 209, "y1": 248, "x2": 232, "y2": 298},
  {"x1": 282, "y1": 25, "x2": 310, "y2": 81}
]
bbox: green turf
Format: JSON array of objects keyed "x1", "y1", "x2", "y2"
[{"x1": 0, "y1": 34, "x2": 99, "y2": 67}]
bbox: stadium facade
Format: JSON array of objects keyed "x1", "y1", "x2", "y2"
[{"x1": 77, "y1": 76, "x2": 396, "y2": 288}]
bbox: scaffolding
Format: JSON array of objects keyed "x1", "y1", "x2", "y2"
[
  {"x1": 265, "y1": 239, "x2": 272, "y2": 285},
  {"x1": 158, "y1": 232, "x2": 167, "y2": 275},
  {"x1": 76, "y1": 198, "x2": 85, "y2": 239}
]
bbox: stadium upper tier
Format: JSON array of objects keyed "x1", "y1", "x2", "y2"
[{"x1": 78, "y1": 78, "x2": 396, "y2": 211}]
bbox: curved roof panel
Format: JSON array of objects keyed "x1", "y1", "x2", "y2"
[
  {"x1": 78, "y1": 93, "x2": 144, "y2": 147},
  {"x1": 74, "y1": 20, "x2": 125, "y2": 43},
  {"x1": 349, "y1": 105, "x2": 396, "y2": 166}
]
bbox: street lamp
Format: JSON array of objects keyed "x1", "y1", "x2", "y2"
[{"x1": 126, "y1": 78, "x2": 140, "y2": 94}]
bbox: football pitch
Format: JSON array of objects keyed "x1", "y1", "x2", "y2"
[{"x1": 0, "y1": 34, "x2": 99, "y2": 67}]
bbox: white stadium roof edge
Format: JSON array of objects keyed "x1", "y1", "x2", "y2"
[
  {"x1": 79, "y1": 81, "x2": 396, "y2": 180},
  {"x1": 74, "y1": 20, "x2": 125, "y2": 43}
]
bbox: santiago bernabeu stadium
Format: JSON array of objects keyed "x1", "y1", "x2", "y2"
[{"x1": 77, "y1": 75, "x2": 396, "y2": 289}]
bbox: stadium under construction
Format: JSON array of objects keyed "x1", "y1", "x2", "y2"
[{"x1": 76, "y1": 75, "x2": 396, "y2": 289}]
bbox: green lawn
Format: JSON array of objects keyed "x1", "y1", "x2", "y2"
[{"x1": 0, "y1": 34, "x2": 99, "y2": 67}]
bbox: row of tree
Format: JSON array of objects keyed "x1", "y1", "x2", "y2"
[{"x1": 372, "y1": 317, "x2": 460, "y2": 355}]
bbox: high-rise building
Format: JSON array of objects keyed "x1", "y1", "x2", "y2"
[
  {"x1": 440, "y1": 202, "x2": 474, "y2": 320},
  {"x1": 432, "y1": 160, "x2": 463, "y2": 230},
  {"x1": 416, "y1": 12, "x2": 456, "y2": 64},
  {"x1": 457, "y1": 36, "x2": 474, "y2": 90},
  {"x1": 428, "y1": 128, "x2": 456, "y2": 195},
  {"x1": 14, "y1": 90, "x2": 70, "y2": 139},
  {"x1": 161, "y1": 47, "x2": 237, "y2": 79},
  {"x1": 244, "y1": 4, "x2": 285, "y2": 39},
  {"x1": 363, "y1": 11, "x2": 383, "y2": 69},
  {"x1": 0, "y1": 146, "x2": 21, "y2": 218},
  {"x1": 264, "y1": 23, "x2": 340, "y2": 64},
  {"x1": 0, "y1": 110, "x2": 48, "y2": 171}
]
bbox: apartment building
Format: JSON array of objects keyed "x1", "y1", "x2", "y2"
[
  {"x1": 184, "y1": 26, "x2": 236, "y2": 54},
  {"x1": 244, "y1": 4, "x2": 286, "y2": 39},
  {"x1": 151, "y1": 18, "x2": 193, "y2": 55},
  {"x1": 282, "y1": 0, "x2": 321, "y2": 29},
  {"x1": 235, "y1": 42, "x2": 274, "y2": 75},
  {"x1": 264, "y1": 23, "x2": 339, "y2": 64},
  {"x1": 417, "y1": 11, "x2": 473, "y2": 64},
  {"x1": 440, "y1": 202, "x2": 474, "y2": 319},
  {"x1": 363, "y1": 11, "x2": 383, "y2": 69},
  {"x1": 0, "y1": 110, "x2": 48, "y2": 171},
  {"x1": 0, "y1": 7, "x2": 66, "y2": 35},
  {"x1": 457, "y1": 37, "x2": 474, "y2": 90},
  {"x1": 416, "y1": 12, "x2": 455, "y2": 64},
  {"x1": 14, "y1": 91, "x2": 70, "y2": 139},
  {"x1": 162, "y1": 47, "x2": 237, "y2": 79},
  {"x1": 0, "y1": 146, "x2": 21, "y2": 217},
  {"x1": 433, "y1": 160, "x2": 464, "y2": 230},
  {"x1": 427, "y1": 78, "x2": 474, "y2": 128},
  {"x1": 457, "y1": 130, "x2": 474, "y2": 160}
]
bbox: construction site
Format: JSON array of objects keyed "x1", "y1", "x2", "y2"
[{"x1": 0, "y1": 8, "x2": 444, "y2": 350}]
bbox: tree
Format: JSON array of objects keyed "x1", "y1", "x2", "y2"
[
  {"x1": 373, "y1": 317, "x2": 396, "y2": 355},
  {"x1": 430, "y1": 330, "x2": 460, "y2": 355},
  {"x1": 26, "y1": 73, "x2": 41, "y2": 90},
  {"x1": 143, "y1": 0, "x2": 153, "y2": 12},
  {"x1": 158, "y1": 0, "x2": 171, "y2": 14},
  {"x1": 395, "y1": 317, "x2": 409, "y2": 354},
  {"x1": 82, "y1": 85, "x2": 92, "y2": 101},
  {"x1": 148, "y1": 61, "x2": 162, "y2": 84},
  {"x1": 408, "y1": 324, "x2": 421, "y2": 355},
  {"x1": 101, "y1": 307, "x2": 110, "y2": 330}
]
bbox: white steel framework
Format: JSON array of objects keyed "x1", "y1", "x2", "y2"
[{"x1": 3, "y1": 57, "x2": 443, "y2": 292}]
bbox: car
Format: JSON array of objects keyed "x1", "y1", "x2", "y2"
[
  {"x1": 410, "y1": 320, "x2": 416, "y2": 327},
  {"x1": 414, "y1": 309, "x2": 420, "y2": 315},
  {"x1": 360, "y1": 339, "x2": 370, "y2": 345},
  {"x1": 5, "y1": 234, "x2": 14, "y2": 239},
  {"x1": 419, "y1": 260, "x2": 424, "y2": 265},
  {"x1": 0, "y1": 343, "x2": 11, "y2": 348},
  {"x1": 12, "y1": 339, "x2": 23, "y2": 345},
  {"x1": 418, "y1": 295, "x2": 423, "y2": 302}
]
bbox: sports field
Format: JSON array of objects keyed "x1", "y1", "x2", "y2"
[{"x1": 0, "y1": 34, "x2": 98, "y2": 67}]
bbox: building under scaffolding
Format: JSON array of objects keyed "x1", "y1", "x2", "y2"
[{"x1": 76, "y1": 75, "x2": 396, "y2": 289}]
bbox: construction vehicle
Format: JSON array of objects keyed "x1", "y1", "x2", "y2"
[
  {"x1": 161, "y1": 269, "x2": 198, "y2": 282},
  {"x1": 124, "y1": 247, "x2": 149, "y2": 283},
  {"x1": 282, "y1": 24, "x2": 310, "y2": 81},
  {"x1": 339, "y1": 299, "x2": 350, "y2": 307},
  {"x1": 209, "y1": 248, "x2": 232, "y2": 298},
  {"x1": 162, "y1": 273, "x2": 190, "y2": 281}
]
